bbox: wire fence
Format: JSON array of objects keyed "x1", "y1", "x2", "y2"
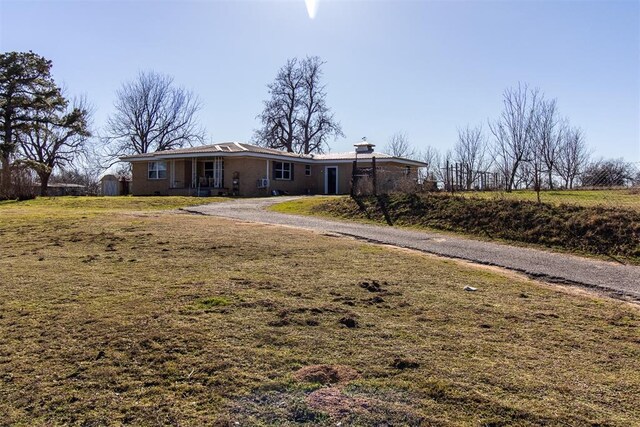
[
  {"x1": 353, "y1": 162, "x2": 640, "y2": 212},
  {"x1": 352, "y1": 165, "x2": 419, "y2": 197},
  {"x1": 444, "y1": 161, "x2": 640, "y2": 211}
]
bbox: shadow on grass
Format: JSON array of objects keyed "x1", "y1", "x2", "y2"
[{"x1": 351, "y1": 195, "x2": 394, "y2": 226}]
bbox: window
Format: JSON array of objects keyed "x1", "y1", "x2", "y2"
[
  {"x1": 148, "y1": 161, "x2": 167, "y2": 179},
  {"x1": 274, "y1": 162, "x2": 293, "y2": 180},
  {"x1": 305, "y1": 165, "x2": 311, "y2": 176}
]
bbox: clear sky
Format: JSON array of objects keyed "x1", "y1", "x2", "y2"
[{"x1": 1, "y1": 0, "x2": 638, "y2": 161}]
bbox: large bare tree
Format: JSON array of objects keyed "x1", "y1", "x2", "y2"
[
  {"x1": 104, "y1": 71, "x2": 204, "y2": 160},
  {"x1": 254, "y1": 56, "x2": 342, "y2": 154},
  {"x1": 298, "y1": 56, "x2": 344, "y2": 154},
  {"x1": 454, "y1": 124, "x2": 488, "y2": 189},
  {"x1": 385, "y1": 131, "x2": 416, "y2": 158},
  {"x1": 17, "y1": 96, "x2": 92, "y2": 195},
  {"x1": 254, "y1": 59, "x2": 302, "y2": 153},
  {"x1": 489, "y1": 83, "x2": 540, "y2": 191}
]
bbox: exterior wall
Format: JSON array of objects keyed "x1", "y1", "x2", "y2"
[
  {"x1": 267, "y1": 160, "x2": 317, "y2": 196},
  {"x1": 226, "y1": 157, "x2": 270, "y2": 197},
  {"x1": 130, "y1": 157, "x2": 420, "y2": 197},
  {"x1": 131, "y1": 161, "x2": 171, "y2": 195},
  {"x1": 313, "y1": 164, "x2": 352, "y2": 195},
  {"x1": 170, "y1": 160, "x2": 188, "y2": 189},
  {"x1": 314, "y1": 160, "x2": 420, "y2": 195},
  {"x1": 226, "y1": 157, "x2": 317, "y2": 197}
]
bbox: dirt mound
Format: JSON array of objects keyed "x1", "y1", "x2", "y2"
[
  {"x1": 339, "y1": 316, "x2": 358, "y2": 328},
  {"x1": 293, "y1": 365, "x2": 360, "y2": 384},
  {"x1": 358, "y1": 280, "x2": 387, "y2": 292},
  {"x1": 391, "y1": 357, "x2": 420, "y2": 369},
  {"x1": 306, "y1": 387, "x2": 372, "y2": 417}
]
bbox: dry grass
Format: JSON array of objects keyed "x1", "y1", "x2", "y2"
[
  {"x1": 0, "y1": 198, "x2": 639, "y2": 426},
  {"x1": 461, "y1": 189, "x2": 640, "y2": 212}
]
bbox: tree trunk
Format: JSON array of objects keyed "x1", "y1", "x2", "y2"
[
  {"x1": 1, "y1": 155, "x2": 11, "y2": 198},
  {"x1": 38, "y1": 171, "x2": 51, "y2": 197}
]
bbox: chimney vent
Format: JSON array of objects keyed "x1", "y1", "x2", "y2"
[{"x1": 354, "y1": 138, "x2": 375, "y2": 154}]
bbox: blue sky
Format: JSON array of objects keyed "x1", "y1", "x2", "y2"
[{"x1": 1, "y1": 0, "x2": 638, "y2": 161}]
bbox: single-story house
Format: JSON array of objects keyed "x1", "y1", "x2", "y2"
[{"x1": 120, "y1": 141, "x2": 427, "y2": 197}]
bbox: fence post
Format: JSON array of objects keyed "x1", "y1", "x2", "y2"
[
  {"x1": 372, "y1": 156, "x2": 377, "y2": 197},
  {"x1": 351, "y1": 160, "x2": 356, "y2": 197}
]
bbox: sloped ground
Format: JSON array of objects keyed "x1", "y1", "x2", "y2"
[
  {"x1": 316, "y1": 194, "x2": 640, "y2": 260},
  {"x1": 0, "y1": 198, "x2": 639, "y2": 425}
]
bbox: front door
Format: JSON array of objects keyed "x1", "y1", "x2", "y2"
[{"x1": 325, "y1": 166, "x2": 338, "y2": 194}]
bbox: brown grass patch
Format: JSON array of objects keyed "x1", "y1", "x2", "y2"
[
  {"x1": 307, "y1": 387, "x2": 372, "y2": 417},
  {"x1": 294, "y1": 365, "x2": 360, "y2": 384},
  {"x1": 0, "y1": 199, "x2": 639, "y2": 425}
]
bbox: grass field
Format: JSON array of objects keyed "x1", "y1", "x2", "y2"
[
  {"x1": 0, "y1": 195, "x2": 219, "y2": 213},
  {"x1": 1, "y1": 197, "x2": 639, "y2": 425},
  {"x1": 460, "y1": 188, "x2": 640, "y2": 211}
]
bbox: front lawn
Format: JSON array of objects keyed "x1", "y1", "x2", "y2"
[{"x1": 0, "y1": 200, "x2": 638, "y2": 425}]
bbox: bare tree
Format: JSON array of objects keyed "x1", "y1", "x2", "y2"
[
  {"x1": 254, "y1": 59, "x2": 302, "y2": 153},
  {"x1": 489, "y1": 83, "x2": 540, "y2": 191},
  {"x1": 17, "y1": 96, "x2": 92, "y2": 195},
  {"x1": 254, "y1": 56, "x2": 342, "y2": 154},
  {"x1": 535, "y1": 100, "x2": 564, "y2": 190},
  {"x1": 54, "y1": 164, "x2": 102, "y2": 195},
  {"x1": 104, "y1": 71, "x2": 204, "y2": 161},
  {"x1": 454, "y1": 124, "x2": 488, "y2": 189},
  {"x1": 416, "y1": 145, "x2": 441, "y2": 188},
  {"x1": 298, "y1": 56, "x2": 344, "y2": 154},
  {"x1": 555, "y1": 126, "x2": 590, "y2": 188},
  {"x1": 385, "y1": 131, "x2": 416, "y2": 158},
  {"x1": 581, "y1": 158, "x2": 633, "y2": 187}
]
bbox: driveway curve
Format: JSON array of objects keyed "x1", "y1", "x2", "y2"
[{"x1": 183, "y1": 197, "x2": 640, "y2": 301}]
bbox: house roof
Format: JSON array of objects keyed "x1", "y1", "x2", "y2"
[
  {"x1": 120, "y1": 142, "x2": 309, "y2": 159},
  {"x1": 120, "y1": 141, "x2": 427, "y2": 167}
]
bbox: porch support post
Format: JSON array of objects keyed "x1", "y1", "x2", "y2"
[
  {"x1": 192, "y1": 160, "x2": 197, "y2": 191},
  {"x1": 266, "y1": 160, "x2": 270, "y2": 191}
]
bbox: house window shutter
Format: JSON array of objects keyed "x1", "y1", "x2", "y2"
[
  {"x1": 290, "y1": 163, "x2": 294, "y2": 181},
  {"x1": 273, "y1": 161, "x2": 278, "y2": 180}
]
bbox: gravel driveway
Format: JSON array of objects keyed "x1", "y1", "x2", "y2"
[{"x1": 184, "y1": 197, "x2": 640, "y2": 301}]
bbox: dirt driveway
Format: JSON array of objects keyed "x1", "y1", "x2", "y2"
[{"x1": 184, "y1": 197, "x2": 640, "y2": 301}]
